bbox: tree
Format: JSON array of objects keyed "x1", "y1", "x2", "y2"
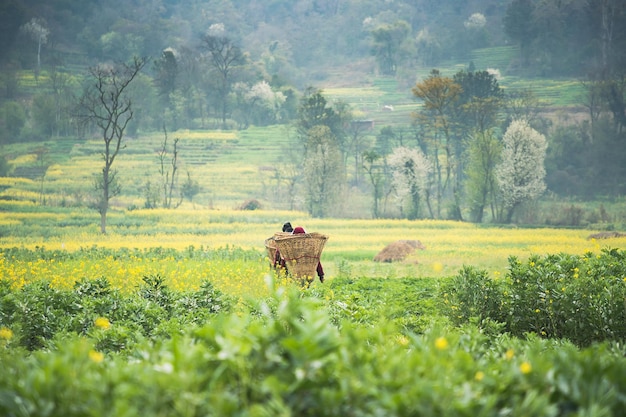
[
  {"x1": 200, "y1": 28, "x2": 246, "y2": 128},
  {"x1": 181, "y1": 171, "x2": 200, "y2": 205},
  {"x1": 77, "y1": 57, "x2": 146, "y2": 234},
  {"x1": 32, "y1": 93, "x2": 56, "y2": 138},
  {"x1": 346, "y1": 116, "x2": 372, "y2": 186},
  {"x1": 388, "y1": 146, "x2": 432, "y2": 219},
  {"x1": 158, "y1": 127, "x2": 182, "y2": 209},
  {"x1": 232, "y1": 80, "x2": 286, "y2": 128},
  {"x1": 412, "y1": 69, "x2": 462, "y2": 219},
  {"x1": 369, "y1": 20, "x2": 411, "y2": 76},
  {"x1": 47, "y1": 68, "x2": 76, "y2": 137},
  {"x1": 0, "y1": 101, "x2": 25, "y2": 143},
  {"x1": 453, "y1": 69, "x2": 504, "y2": 133},
  {"x1": 504, "y1": 0, "x2": 535, "y2": 68},
  {"x1": 465, "y1": 129, "x2": 501, "y2": 223},
  {"x1": 153, "y1": 48, "x2": 178, "y2": 106},
  {"x1": 496, "y1": 120, "x2": 547, "y2": 223},
  {"x1": 303, "y1": 125, "x2": 344, "y2": 218},
  {"x1": 33, "y1": 146, "x2": 50, "y2": 205},
  {"x1": 362, "y1": 150, "x2": 386, "y2": 218},
  {"x1": 504, "y1": 89, "x2": 543, "y2": 127},
  {"x1": 20, "y1": 18, "x2": 49, "y2": 78},
  {"x1": 296, "y1": 87, "x2": 344, "y2": 151}
]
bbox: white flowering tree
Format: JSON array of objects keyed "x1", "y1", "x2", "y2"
[
  {"x1": 496, "y1": 119, "x2": 547, "y2": 223},
  {"x1": 388, "y1": 146, "x2": 432, "y2": 219}
]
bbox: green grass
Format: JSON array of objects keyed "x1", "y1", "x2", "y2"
[{"x1": 469, "y1": 45, "x2": 519, "y2": 72}]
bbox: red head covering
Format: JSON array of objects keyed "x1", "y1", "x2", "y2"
[{"x1": 292, "y1": 226, "x2": 306, "y2": 234}]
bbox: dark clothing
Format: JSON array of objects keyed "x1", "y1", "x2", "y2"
[
  {"x1": 282, "y1": 222, "x2": 293, "y2": 232},
  {"x1": 274, "y1": 248, "x2": 286, "y2": 269}
]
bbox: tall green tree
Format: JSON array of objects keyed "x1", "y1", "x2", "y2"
[
  {"x1": 453, "y1": 70, "x2": 504, "y2": 132},
  {"x1": 504, "y1": 0, "x2": 535, "y2": 68},
  {"x1": 153, "y1": 48, "x2": 178, "y2": 106},
  {"x1": 0, "y1": 101, "x2": 25, "y2": 143},
  {"x1": 362, "y1": 150, "x2": 386, "y2": 218},
  {"x1": 369, "y1": 20, "x2": 411, "y2": 76},
  {"x1": 303, "y1": 125, "x2": 344, "y2": 218},
  {"x1": 296, "y1": 88, "x2": 344, "y2": 154},
  {"x1": 465, "y1": 129, "x2": 501, "y2": 223}
]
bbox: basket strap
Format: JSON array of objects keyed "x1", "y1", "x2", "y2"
[{"x1": 283, "y1": 255, "x2": 320, "y2": 262}]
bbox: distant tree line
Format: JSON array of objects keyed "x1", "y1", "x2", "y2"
[{"x1": 297, "y1": 67, "x2": 624, "y2": 222}]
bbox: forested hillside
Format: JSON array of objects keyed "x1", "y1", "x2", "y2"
[
  {"x1": 3, "y1": 0, "x2": 625, "y2": 84},
  {"x1": 1, "y1": 0, "x2": 625, "y2": 224}
]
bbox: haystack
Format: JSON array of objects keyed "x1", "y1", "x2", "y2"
[
  {"x1": 273, "y1": 232, "x2": 328, "y2": 282},
  {"x1": 587, "y1": 231, "x2": 626, "y2": 240},
  {"x1": 373, "y1": 240, "x2": 425, "y2": 263}
]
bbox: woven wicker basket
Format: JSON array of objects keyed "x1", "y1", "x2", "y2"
[
  {"x1": 264, "y1": 232, "x2": 292, "y2": 267},
  {"x1": 273, "y1": 232, "x2": 328, "y2": 281}
]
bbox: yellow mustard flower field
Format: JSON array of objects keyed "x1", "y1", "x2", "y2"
[{"x1": 2, "y1": 207, "x2": 625, "y2": 298}]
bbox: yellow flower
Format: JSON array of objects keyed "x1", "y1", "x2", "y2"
[
  {"x1": 435, "y1": 337, "x2": 449, "y2": 350},
  {"x1": 94, "y1": 317, "x2": 111, "y2": 330},
  {"x1": 0, "y1": 327, "x2": 13, "y2": 340},
  {"x1": 89, "y1": 350, "x2": 104, "y2": 363},
  {"x1": 432, "y1": 262, "x2": 443, "y2": 273},
  {"x1": 505, "y1": 349, "x2": 514, "y2": 360},
  {"x1": 475, "y1": 371, "x2": 485, "y2": 381},
  {"x1": 520, "y1": 361, "x2": 532, "y2": 374}
]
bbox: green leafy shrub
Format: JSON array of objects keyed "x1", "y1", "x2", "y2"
[
  {"x1": 174, "y1": 279, "x2": 234, "y2": 325},
  {"x1": 442, "y1": 248, "x2": 626, "y2": 347},
  {"x1": 441, "y1": 265, "x2": 506, "y2": 326},
  {"x1": 10, "y1": 281, "x2": 81, "y2": 350},
  {"x1": 1, "y1": 272, "x2": 234, "y2": 353},
  {"x1": 2, "y1": 284, "x2": 626, "y2": 416}
]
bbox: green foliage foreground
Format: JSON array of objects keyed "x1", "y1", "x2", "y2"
[
  {"x1": 2, "y1": 249, "x2": 626, "y2": 416},
  {"x1": 443, "y1": 248, "x2": 626, "y2": 348}
]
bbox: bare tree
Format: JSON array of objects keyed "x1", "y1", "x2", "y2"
[
  {"x1": 77, "y1": 57, "x2": 146, "y2": 234},
  {"x1": 158, "y1": 126, "x2": 183, "y2": 209},
  {"x1": 34, "y1": 146, "x2": 50, "y2": 205},
  {"x1": 200, "y1": 30, "x2": 245, "y2": 128}
]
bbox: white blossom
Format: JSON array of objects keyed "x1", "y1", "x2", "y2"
[
  {"x1": 388, "y1": 146, "x2": 431, "y2": 203},
  {"x1": 486, "y1": 68, "x2": 501, "y2": 80},
  {"x1": 246, "y1": 81, "x2": 286, "y2": 111},
  {"x1": 464, "y1": 13, "x2": 487, "y2": 30},
  {"x1": 207, "y1": 23, "x2": 225, "y2": 37},
  {"x1": 496, "y1": 119, "x2": 547, "y2": 213}
]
